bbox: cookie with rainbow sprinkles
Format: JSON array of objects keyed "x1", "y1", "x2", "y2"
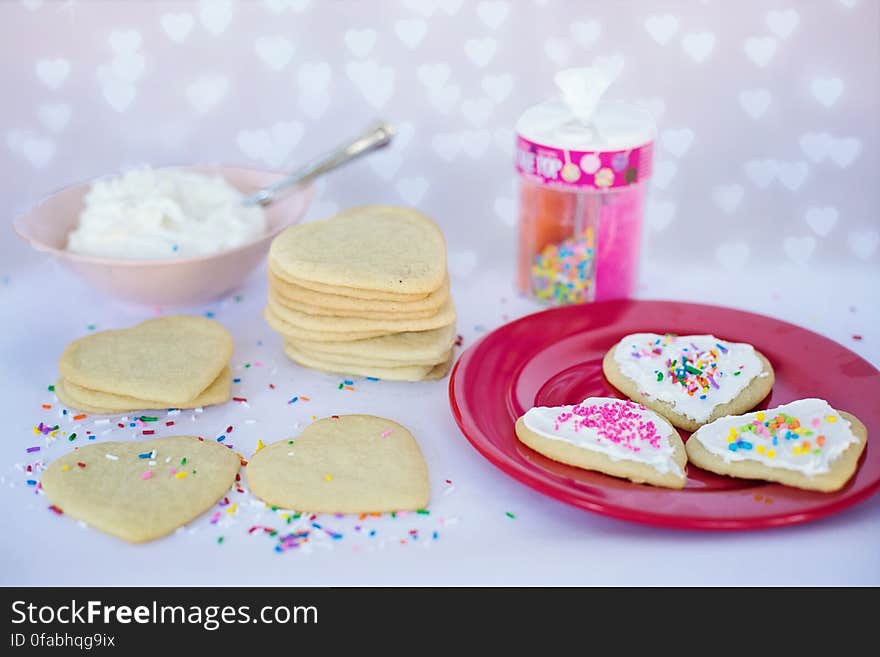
[
  {"x1": 603, "y1": 333, "x2": 775, "y2": 432},
  {"x1": 515, "y1": 397, "x2": 687, "y2": 489},
  {"x1": 686, "y1": 399, "x2": 868, "y2": 492}
]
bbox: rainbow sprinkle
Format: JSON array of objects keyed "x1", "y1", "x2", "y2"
[{"x1": 531, "y1": 227, "x2": 595, "y2": 305}]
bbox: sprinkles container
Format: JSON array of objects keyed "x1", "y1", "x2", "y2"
[{"x1": 515, "y1": 67, "x2": 655, "y2": 304}]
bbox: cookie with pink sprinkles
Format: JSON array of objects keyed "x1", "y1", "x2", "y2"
[{"x1": 515, "y1": 397, "x2": 687, "y2": 489}]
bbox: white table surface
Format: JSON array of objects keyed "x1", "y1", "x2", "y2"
[{"x1": 1, "y1": 250, "x2": 878, "y2": 586}]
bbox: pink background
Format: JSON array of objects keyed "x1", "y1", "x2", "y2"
[{"x1": 2, "y1": 0, "x2": 879, "y2": 273}]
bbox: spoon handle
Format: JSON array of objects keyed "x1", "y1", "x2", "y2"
[{"x1": 242, "y1": 121, "x2": 395, "y2": 206}]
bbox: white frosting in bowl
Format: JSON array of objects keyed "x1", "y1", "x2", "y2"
[{"x1": 66, "y1": 167, "x2": 267, "y2": 259}]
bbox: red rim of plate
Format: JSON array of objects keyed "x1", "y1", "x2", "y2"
[{"x1": 448, "y1": 299, "x2": 880, "y2": 530}]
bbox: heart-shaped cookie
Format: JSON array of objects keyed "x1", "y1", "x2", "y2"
[
  {"x1": 267, "y1": 290, "x2": 456, "y2": 333},
  {"x1": 516, "y1": 397, "x2": 687, "y2": 488},
  {"x1": 686, "y1": 399, "x2": 867, "y2": 492},
  {"x1": 269, "y1": 205, "x2": 447, "y2": 295},
  {"x1": 603, "y1": 333, "x2": 775, "y2": 432},
  {"x1": 282, "y1": 342, "x2": 453, "y2": 381},
  {"x1": 268, "y1": 269, "x2": 450, "y2": 313},
  {"x1": 40, "y1": 436, "x2": 241, "y2": 543},
  {"x1": 55, "y1": 367, "x2": 231, "y2": 414},
  {"x1": 246, "y1": 415, "x2": 430, "y2": 513},
  {"x1": 59, "y1": 315, "x2": 234, "y2": 405}
]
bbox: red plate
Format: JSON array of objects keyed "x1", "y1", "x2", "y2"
[{"x1": 449, "y1": 300, "x2": 880, "y2": 530}]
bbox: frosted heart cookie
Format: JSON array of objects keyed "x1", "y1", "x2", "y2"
[
  {"x1": 516, "y1": 397, "x2": 687, "y2": 488},
  {"x1": 603, "y1": 333, "x2": 774, "y2": 432},
  {"x1": 54, "y1": 367, "x2": 232, "y2": 415},
  {"x1": 269, "y1": 205, "x2": 447, "y2": 294},
  {"x1": 686, "y1": 398, "x2": 867, "y2": 492},
  {"x1": 59, "y1": 315, "x2": 234, "y2": 406},
  {"x1": 40, "y1": 436, "x2": 241, "y2": 542},
  {"x1": 246, "y1": 415, "x2": 430, "y2": 513}
]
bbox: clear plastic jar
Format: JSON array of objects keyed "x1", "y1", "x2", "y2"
[{"x1": 515, "y1": 69, "x2": 655, "y2": 304}]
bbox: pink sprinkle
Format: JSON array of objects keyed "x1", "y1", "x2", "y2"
[
  {"x1": 169, "y1": 468, "x2": 176, "y2": 476},
  {"x1": 141, "y1": 470, "x2": 153, "y2": 480},
  {"x1": 554, "y1": 399, "x2": 663, "y2": 453},
  {"x1": 381, "y1": 429, "x2": 393, "y2": 438},
  {"x1": 811, "y1": 418, "x2": 821, "y2": 428}
]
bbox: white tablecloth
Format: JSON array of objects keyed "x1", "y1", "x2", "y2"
[{"x1": 2, "y1": 251, "x2": 877, "y2": 586}]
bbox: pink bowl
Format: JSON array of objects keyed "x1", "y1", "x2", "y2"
[{"x1": 13, "y1": 165, "x2": 314, "y2": 306}]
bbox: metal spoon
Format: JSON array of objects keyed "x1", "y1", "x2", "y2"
[{"x1": 242, "y1": 121, "x2": 395, "y2": 207}]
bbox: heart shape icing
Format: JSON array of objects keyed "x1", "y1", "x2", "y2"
[
  {"x1": 604, "y1": 333, "x2": 773, "y2": 429},
  {"x1": 40, "y1": 436, "x2": 241, "y2": 543}
]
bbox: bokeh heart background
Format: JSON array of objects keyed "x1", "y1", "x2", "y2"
[{"x1": 2, "y1": 0, "x2": 878, "y2": 278}]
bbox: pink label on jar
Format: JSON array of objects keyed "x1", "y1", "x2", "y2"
[{"x1": 515, "y1": 136, "x2": 653, "y2": 190}]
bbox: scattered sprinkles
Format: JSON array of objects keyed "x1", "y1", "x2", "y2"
[{"x1": 23, "y1": 353, "x2": 460, "y2": 556}]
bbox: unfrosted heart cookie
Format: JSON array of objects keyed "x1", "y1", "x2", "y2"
[
  {"x1": 686, "y1": 399, "x2": 867, "y2": 492},
  {"x1": 286, "y1": 341, "x2": 449, "y2": 367},
  {"x1": 267, "y1": 290, "x2": 456, "y2": 333},
  {"x1": 283, "y1": 342, "x2": 452, "y2": 381},
  {"x1": 263, "y1": 306, "x2": 393, "y2": 342},
  {"x1": 246, "y1": 415, "x2": 430, "y2": 513},
  {"x1": 269, "y1": 268, "x2": 450, "y2": 313},
  {"x1": 291, "y1": 324, "x2": 456, "y2": 363},
  {"x1": 603, "y1": 333, "x2": 774, "y2": 432},
  {"x1": 271, "y1": 268, "x2": 430, "y2": 301},
  {"x1": 269, "y1": 205, "x2": 447, "y2": 294},
  {"x1": 271, "y1": 289, "x2": 440, "y2": 320},
  {"x1": 40, "y1": 436, "x2": 241, "y2": 543},
  {"x1": 516, "y1": 397, "x2": 687, "y2": 488},
  {"x1": 59, "y1": 315, "x2": 234, "y2": 406},
  {"x1": 54, "y1": 367, "x2": 231, "y2": 414}
]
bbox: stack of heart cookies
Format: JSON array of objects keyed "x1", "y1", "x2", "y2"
[
  {"x1": 265, "y1": 205, "x2": 457, "y2": 381},
  {"x1": 55, "y1": 315, "x2": 234, "y2": 414}
]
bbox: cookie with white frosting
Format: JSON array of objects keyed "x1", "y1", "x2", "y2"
[
  {"x1": 686, "y1": 398, "x2": 867, "y2": 492},
  {"x1": 515, "y1": 397, "x2": 687, "y2": 489},
  {"x1": 603, "y1": 333, "x2": 774, "y2": 432}
]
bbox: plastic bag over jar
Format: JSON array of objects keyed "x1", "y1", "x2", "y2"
[{"x1": 515, "y1": 67, "x2": 656, "y2": 304}]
